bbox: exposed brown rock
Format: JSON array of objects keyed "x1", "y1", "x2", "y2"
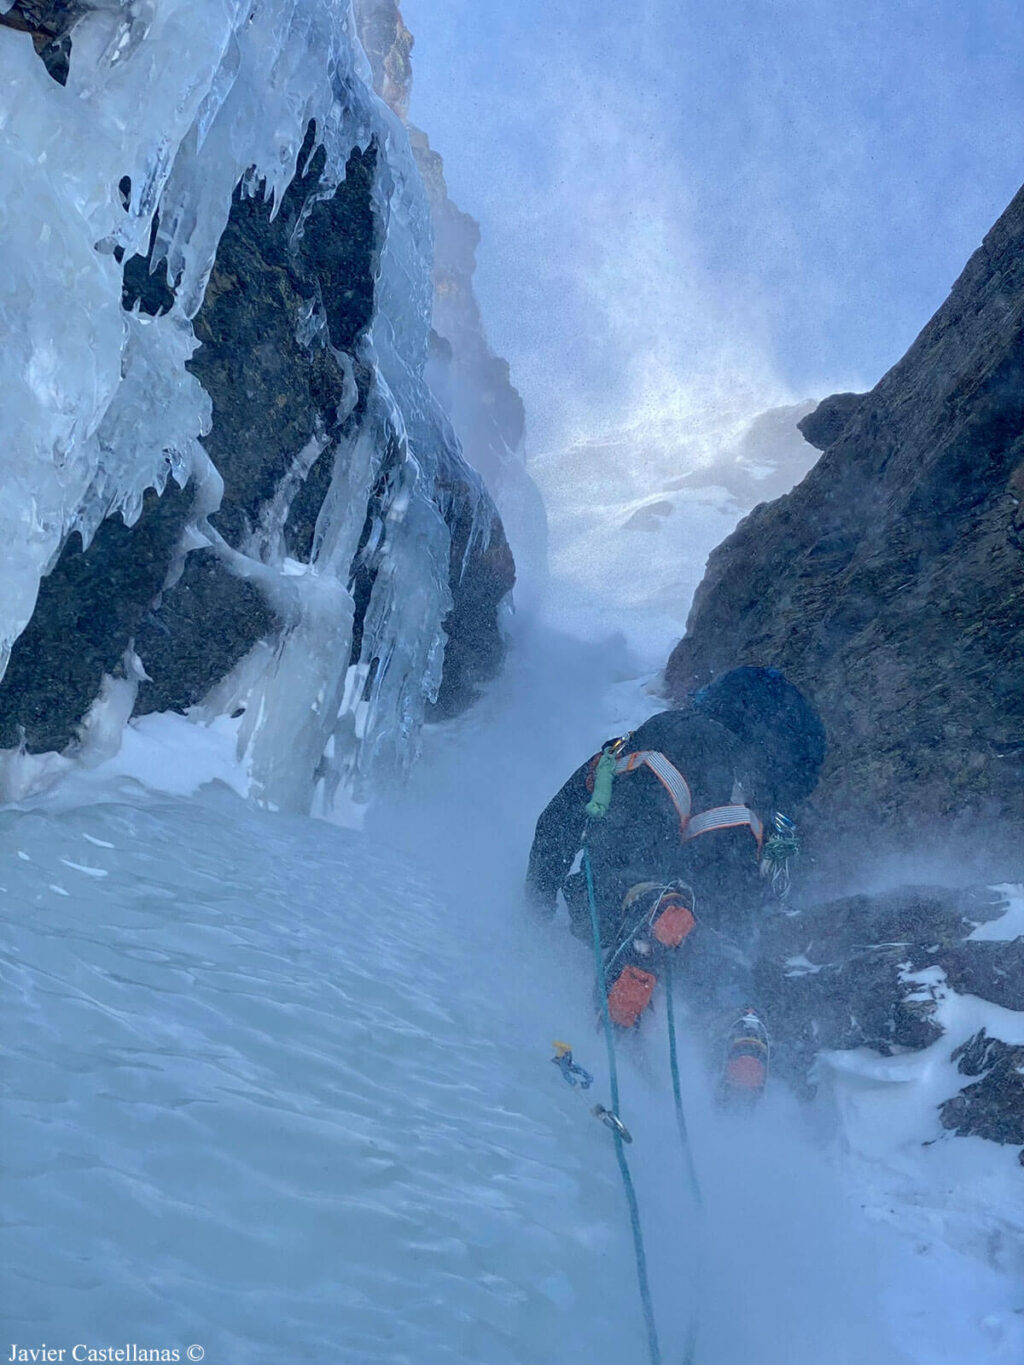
[
  {"x1": 666, "y1": 184, "x2": 1024, "y2": 878},
  {"x1": 0, "y1": 0, "x2": 82, "y2": 84},
  {"x1": 940, "y1": 1029, "x2": 1024, "y2": 1149}
]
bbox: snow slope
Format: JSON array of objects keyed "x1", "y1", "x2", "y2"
[
  {"x1": 1, "y1": 731, "x2": 898, "y2": 1365},
  {"x1": 4, "y1": 406, "x2": 1021, "y2": 1360}
]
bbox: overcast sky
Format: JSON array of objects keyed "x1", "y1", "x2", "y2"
[{"x1": 402, "y1": 0, "x2": 1024, "y2": 452}]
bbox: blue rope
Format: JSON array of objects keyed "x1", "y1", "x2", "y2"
[
  {"x1": 582, "y1": 846, "x2": 663, "y2": 1365},
  {"x1": 663, "y1": 957, "x2": 702, "y2": 1208},
  {"x1": 664, "y1": 957, "x2": 702, "y2": 1365}
]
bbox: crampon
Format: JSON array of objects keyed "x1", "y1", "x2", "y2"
[{"x1": 718, "y1": 1007, "x2": 770, "y2": 1104}]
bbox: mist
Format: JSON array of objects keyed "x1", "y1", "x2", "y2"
[{"x1": 403, "y1": 0, "x2": 1024, "y2": 453}]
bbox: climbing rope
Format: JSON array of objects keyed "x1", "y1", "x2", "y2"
[
  {"x1": 662, "y1": 935, "x2": 703, "y2": 1365},
  {"x1": 663, "y1": 955, "x2": 702, "y2": 1208},
  {"x1": 582, "y1": 842, "x2": 663, "y2": 1365}
]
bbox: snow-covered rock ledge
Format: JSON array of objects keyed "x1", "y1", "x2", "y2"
[
  {"x1": 0, "y1": 0, "x2": 515, "y2": 813},
  {"x1": 756, "y1": 882, "x2": 1024, "y2": 1161}
]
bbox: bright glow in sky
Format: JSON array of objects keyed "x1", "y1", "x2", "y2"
[{"x1": 402, "y1": 0, "x2": 1024, "y2": 450}]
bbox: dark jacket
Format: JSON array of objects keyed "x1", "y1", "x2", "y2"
[{"x1": 526, "y1": 710, "x2": 768, "y2": 947}]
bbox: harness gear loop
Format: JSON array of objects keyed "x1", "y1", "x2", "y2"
[{"x1": 760, "y1": 812, "x2": 800, "y2": 899}]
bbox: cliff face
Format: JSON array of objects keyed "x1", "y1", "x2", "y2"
[
  {"x1": 353, "y1": 0, "x2": 548, "y2": 588},
  {"x1": 666, "y1": 184, "x2": 1024, "y2": 875},
  {"x1": 0, "y1": 1, "x2": 515, "y2": 806}
]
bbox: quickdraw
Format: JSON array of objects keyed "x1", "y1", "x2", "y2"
[
  {"x1": 760, "y1": 812, "x2": 800, "y2": 899},
  {"x1": 551, "y1": 1041, "x2": 594, "y2": 1090}
]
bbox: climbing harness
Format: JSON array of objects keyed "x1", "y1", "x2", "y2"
[
  {"x1": 613, "y1": 748, "x2": 765, "y2": 850},
  {"x1": 551, "y1": 1041, "x2": 594, "y2": 1090},
  {"x1": 760, "y1": 812, "x2": 800, "y2": 899}
]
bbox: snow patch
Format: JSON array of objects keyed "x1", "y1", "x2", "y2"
[{"x1": 969, "y1": 884, "x2": 1024, "y2": 941}]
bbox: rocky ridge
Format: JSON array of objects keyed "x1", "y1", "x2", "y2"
[
  {"x1": 753, "y1": 881, "x2": 1024, "y2": 1160},
  {"x1": 667, "y1": 184, "x2": 1024, "y2": 1158},
  {"x1": 667, "y1": 183, "x2": 1024, "y2": 878}
]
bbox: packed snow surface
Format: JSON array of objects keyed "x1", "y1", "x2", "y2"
[{"x1": 3, "y1": 626, "x2": 1022, "y2": 1363}]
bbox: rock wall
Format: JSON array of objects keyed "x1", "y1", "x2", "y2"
[
  {"x1": 666, "y1": 184, "x2": 1024, "y2": 879},
  {"x1": 353, "y1": 0, "x2": 548, "y2": 588},
  {"x1": 0, "y1": 3, "x2": 515, "y2": 797}
]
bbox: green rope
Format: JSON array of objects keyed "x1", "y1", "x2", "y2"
[{"x1": 582, "y1": 845, "x2": 663, "y2": 1365}]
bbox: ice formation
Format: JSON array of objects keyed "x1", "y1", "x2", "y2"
[{"x1": 0, "y1": 0, "x2": 498, "y2": 809}]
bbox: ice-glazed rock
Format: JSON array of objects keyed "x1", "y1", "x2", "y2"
[{"x1": 0, "y1": 1, "x2": 515, "y2": 809}]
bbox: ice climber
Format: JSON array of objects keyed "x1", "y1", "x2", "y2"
[{"x1": 526, "y1": 666, "x2": 826, "y2": 1096}]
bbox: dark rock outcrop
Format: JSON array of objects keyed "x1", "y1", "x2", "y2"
[
  {"x1": 184, "y1": 140, "x2": 373, "y2": 557},
  {"x1": 796, "y1": 391, "x2": 864, "y2": 452},
  {"x1": 666, "y1": 185, "x2": 1024, "y2": 878},
  {"x1": 0, "y1": 482, "x2": 193, "y2": 752},
  {"x1": 134, "y1": 551, "x2": 281, "y2": 717},
  {"x1": 754, "y1": 883, "x2": 1024, "y2": 1155},
  {"x1": 940, "y1": 1031, "x2": 1024, "y2": 1149},
  {"x1": 754, "y1": 884, "x2": 1008, "y2": 1085},
  {"x1": 431, "y1": 477, "x2": 515, "y2": 718}
]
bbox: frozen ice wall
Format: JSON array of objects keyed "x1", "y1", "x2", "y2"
[
  {"x1": 1, "y1": 0, "x2": 335, "y2": 655},
  {"x1": 0, "y1": 0, "x2": 504, "y2": 809}
]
